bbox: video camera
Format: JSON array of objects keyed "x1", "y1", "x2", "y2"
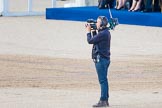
[
  {"x1": 86, "y1": 18, "x2": 119, "y2": 30},
  {"x1": 86, "y1": 4, "x2": 119, "y2": 31},
  {"x1": 86, "y1": 19, "x2": 97, "y2": 30}
]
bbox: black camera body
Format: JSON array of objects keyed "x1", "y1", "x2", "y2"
[
  {"x1": 86, "y1": 18, "x2": 118, "y2": 30},
  {"x1": 86, "y1": 19, "x2": 97, "y2": 30}
]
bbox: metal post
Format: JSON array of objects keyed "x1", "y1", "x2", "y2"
[
  {"x1": 28, "y1": 0, "x2": 32, "y2": 12},
  {"x1": 0, "y1": 0, "x2": 3, "y2": 14},
  {"x1": 3, "y1": 0, "x2": 9, "y2": 14},
  {"x1": 52, "y1": 0, "x2": 56, "y2": 8}
]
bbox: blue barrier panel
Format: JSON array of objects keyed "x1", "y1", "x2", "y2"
[{"x1": 46, "y1": 6, "x2": 162, "y2": 27}]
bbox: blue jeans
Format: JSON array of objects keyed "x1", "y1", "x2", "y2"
[{"x1": 95, "y1": 57, "x2": 110, "y2": 101}]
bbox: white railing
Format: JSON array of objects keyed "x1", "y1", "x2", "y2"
[
  {"x1": 0, "y1": 0, "x2": 56, "y2": 16},
  {"x1": 0, "y1": 0, "x2": 97, "y2": 16}
]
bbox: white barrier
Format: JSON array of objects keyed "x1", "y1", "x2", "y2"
[
  {"x1": 0, "y1": 0, "x2": 3, "y2": 15},
  {"x1": 0, "y1": 0, "x2": 97, "y2": 16},
  {"x1": 0, "y1": 0, "x2": 56, "y2": 16}
]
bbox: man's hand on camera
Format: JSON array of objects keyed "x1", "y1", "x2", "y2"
[{"x1": 86, "y1": 23, "x2": 91, "y2": 33}]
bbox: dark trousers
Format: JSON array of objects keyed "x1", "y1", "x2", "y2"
[
  {"x1": 152, "y1": 0, "x2": 161, "y2": 11},
  {"x1": 144, "y1": 0, "x2": 153, "y2": 10},
  {"x1": 95, "y1": 57, "x2": 110, "y2": 101},
  {"x1": 161, "y1": 0, "x2": 162, "y2": 12},
  {"x1": 98, "y1": 0, "x2": 115, "y2": 8},
  {"x1": 144, "y1": 0, "x2": 161, "y2": 11}
]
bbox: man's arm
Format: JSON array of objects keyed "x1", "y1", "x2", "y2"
[{"x1": 87, "y1": 32, "x2": 103, "y2": 44}]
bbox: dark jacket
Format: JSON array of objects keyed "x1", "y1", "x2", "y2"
[{"x1": 87, "y1": 28, "x2": 111, "y2": 60}]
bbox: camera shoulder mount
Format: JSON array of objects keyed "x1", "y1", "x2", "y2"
[{"x1": 107, "y1": 5, "x2": 119, "y2": 30}]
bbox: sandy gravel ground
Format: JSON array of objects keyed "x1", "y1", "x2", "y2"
[
  {"x1": 0, "y1": 8, "x2": 162, "y2": 108},
  {"x1": 0, "y1": 54, "x2": 162, "y2": 108}
]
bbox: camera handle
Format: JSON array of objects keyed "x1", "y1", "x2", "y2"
[{"x1": 108, "y1": 4, "x2": 113, "y2": 19}]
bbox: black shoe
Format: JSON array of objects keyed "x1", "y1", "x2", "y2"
[
  {"x1": 132, "y1": 8, "x2": 141, "y2": 12},
  {"x1": 92, "y1": 100, "x2": 109, "y2": 107},
  {"x1": 116, "y1": 6, "x2": 124, "y2": 10}
]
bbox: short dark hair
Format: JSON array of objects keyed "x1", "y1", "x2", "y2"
[{"x1": 98, "y1": 16, "x2": 108, "y2": 27}]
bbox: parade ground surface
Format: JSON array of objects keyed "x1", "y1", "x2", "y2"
[{"x1": 0, "y1": 13, "x2": 162, "y2": 108}]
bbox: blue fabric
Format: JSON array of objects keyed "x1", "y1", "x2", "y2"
[
  {"x1": 95, "y1": 57, "x2": 110, "y2": 101},
  {"x1": 46, "y1": 6, "x2": 162, "y2": 27}
]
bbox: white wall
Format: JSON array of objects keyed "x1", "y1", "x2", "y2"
[
  {"x1": 64, "y1": 0, "x2": 97, "y2": 7},
  {"x1": 85, "y1": 0, "x2": 98, "y2": 6},
  {"x1": 75, "y1": 0, "x2": 97, "y2": 6}
]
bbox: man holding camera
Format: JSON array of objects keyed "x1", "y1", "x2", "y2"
[{"x1": 86, "y1": 16, "x2": 111, "y2": 107}]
